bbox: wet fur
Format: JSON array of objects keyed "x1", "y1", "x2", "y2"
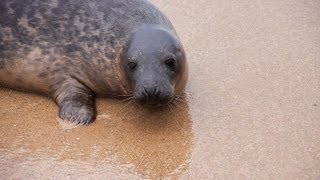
[{"x1": 0, "y1": 0, "x2": 187, "y2": 124}]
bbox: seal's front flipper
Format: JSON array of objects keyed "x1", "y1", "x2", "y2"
[{"x1": 54, "y1": 79, "x2": 96, "y2": 125}]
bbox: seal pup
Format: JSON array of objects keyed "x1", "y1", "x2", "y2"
[{"x1": 0, "y1": 0, "x2": 188, "y2": 124}]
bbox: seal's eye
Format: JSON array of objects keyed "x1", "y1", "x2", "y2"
[
  {"x1": 165, "y1": 58, "x2": 175, "y2": 69},
  {"x1": 128, "y1": 62, "x2": 137, "y2": 70}
]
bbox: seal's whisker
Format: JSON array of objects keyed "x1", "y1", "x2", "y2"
[
  {"x1": 117, "y1": 94, "x2": 133, "y2": 98},
  {"x1": 174, "y1": 98, "x2": 187, "y2": 104},
  {"x1": 173, "y1": 95, "x2": 188, "y2": 105},
  {"x1": 118, "y1": 102, "x2": 131, "y2": 114},
  {"x1": 121, "y1": 100, "x2": 137, "y2": 117},
  {"x1": 168, "y1": 102, "x2": 184, "y2": 128},
  {"x1": 167, "y1": 103, "x2": 176, "y2": 114},
  {"x1": 170, "y1": 100, "x2": 185, "y2": 111},
  {"x1": 131, "y1": 100, "x2": 141, "y2": 110},
  {"x1": 121, "y1": 97, "x2": 133, "y2": 102},
  {"x1": 117, "y1": 98, "x2": 136, "y2": 116}
]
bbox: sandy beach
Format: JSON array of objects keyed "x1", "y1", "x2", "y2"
[{"x1": 1, "y1": 0, "x2": 320, "y2": 179}]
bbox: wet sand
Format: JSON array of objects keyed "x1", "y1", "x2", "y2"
[{"x1": 1, "y1": 0, "x2": 320, "y2": 179}]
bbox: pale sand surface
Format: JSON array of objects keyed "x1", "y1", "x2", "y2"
[{"x1": 1, "y1": 0, "x2": 320, "y2": 179}]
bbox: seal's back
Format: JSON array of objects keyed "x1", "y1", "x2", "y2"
[{"x1": 0, "y1": 0, "x2": 174, "y2": 95}]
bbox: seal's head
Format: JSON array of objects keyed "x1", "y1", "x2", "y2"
[{"x1": 122, "y1": 26, "x2": 188, "y2": 107}]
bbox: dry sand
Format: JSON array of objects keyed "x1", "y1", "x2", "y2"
[{"x1": 1, "y1": 0, "x2": 320, "y2": 179}]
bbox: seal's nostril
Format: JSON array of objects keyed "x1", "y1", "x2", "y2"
[
  {"x1": 154, "y1": 87, "x2": 161, "y2": 96},
  {"x1": 142, "y1": 86, "x2": 160, "y2": 103},
  {"x1": 134, "y1": 86, "x2": 172, "y2": 106},
  {"x1": 142, "y1": 87, "x2": 148, "y2": 97},
  {"x1": 144, "y1": 87, "x2": 154, "y2": 96}
]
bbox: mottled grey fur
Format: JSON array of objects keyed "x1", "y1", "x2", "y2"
[{"x1": 0, "y1": 0, "x2": 188, "y2": 124}]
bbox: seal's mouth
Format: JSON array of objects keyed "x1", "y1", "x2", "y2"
[
  {"x1": 144, "y1": 103, "x2": 163, "y2": 108},
  {"x1": 134, "y1": 98, "x2": 173, "y2": 108},
  {"x1": 132, "y1": 95, "x2": 174, "y2": 108},
  {"x1": 132, "y1": 86, "x2": 173, "y2": 107}
]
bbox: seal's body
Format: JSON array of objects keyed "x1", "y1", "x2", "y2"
[{"x1": 0, "y1": 0, "x2": 188, "y2": 124}]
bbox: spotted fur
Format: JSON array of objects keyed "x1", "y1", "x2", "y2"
[{"x1": 0, "y1": 0, "x2": 187, "y2": 124}]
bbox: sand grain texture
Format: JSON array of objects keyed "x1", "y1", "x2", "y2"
[{"x1": 1, "y1": 0, "x2": 320, "y2": 179}]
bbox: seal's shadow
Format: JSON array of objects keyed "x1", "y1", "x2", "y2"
[
  {"x1": 0, "y1": 87, "x2": 192, "y2": 178},
  {"x1": 97, "y1": 97, "x2": 193, "y2": 178}
]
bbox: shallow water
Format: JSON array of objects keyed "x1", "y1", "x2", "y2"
[{"x1": 1, "y1": 0, "x2": 320, "y2": 179}]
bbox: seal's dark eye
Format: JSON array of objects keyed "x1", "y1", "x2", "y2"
[
  {"x1": 128, "y1": 62, "x2": 137, "y2": 70},
  {"x1": 165, "y1": 58, "x2": 175, "y2": 69}
]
